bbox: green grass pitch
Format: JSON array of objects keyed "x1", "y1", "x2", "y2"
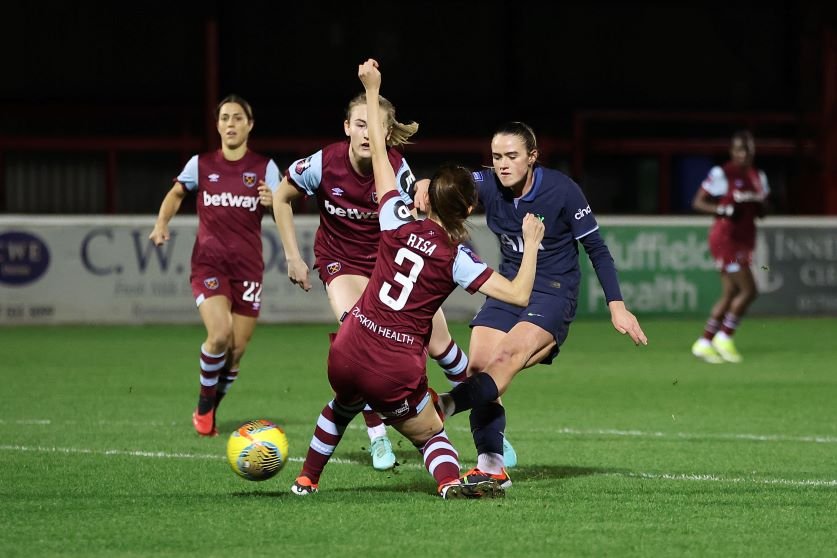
[{"x1": 1, "y1": 317, "x2": 835, "y2": 557}]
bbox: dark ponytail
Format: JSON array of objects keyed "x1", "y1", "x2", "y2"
[{"x1": 428, "y1": 165, "x2": 478, "y2": 244}]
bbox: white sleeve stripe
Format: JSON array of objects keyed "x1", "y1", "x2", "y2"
[{"x1": 574, "y1": 225, "x2": 600, "y2": 240}]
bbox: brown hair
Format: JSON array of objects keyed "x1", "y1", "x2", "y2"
[
  {"x1": 428, "y1": 165, "x2": 478, "y2": 244},
  {"x1": 494, "y1": 121, "x2": 538, "y2": 157},
  {"x1": 346, "y1": 93, "x2": 418, "y2": 147},
  {"x1": 216, "y1": 94, "x2": 254, "y2": 122}
]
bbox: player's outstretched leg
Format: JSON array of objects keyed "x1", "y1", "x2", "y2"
[{"x1": 290, "y1": 399, "x2": 363, "y2": 496}]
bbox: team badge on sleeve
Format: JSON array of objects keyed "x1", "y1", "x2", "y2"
[
  {"x1": 459, "y1": 245, "x2": 484, "y2": 264},
  {"x1": 242, "y1": 172, "x2": 257, "y2": 187},
  {"x1": 326, "y1": 262, "x2": 342, "y2": 275},
  {"x1": 204, "y1": 277, "x2": 220, "y2": 290},
  {"x1": 295, "y1": 157, "x2": 312, "y2": 175}
]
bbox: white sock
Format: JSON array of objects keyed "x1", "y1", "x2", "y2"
[
  {"x1": 476, "y1": 452, "x2": 504, "y2": 475},
  {"x1": 715, "y1": 331, "x2": 730, "y2": 341},
  {"x1": 367, "y1": 424, "x2": 386, "y2": 441},
  {"x1": 696, "y1": 338, "x2": 711, "y2": 347}
]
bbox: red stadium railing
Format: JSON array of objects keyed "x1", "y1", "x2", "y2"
[{"x1": 0, "y1": 110, "x2": 827, "y2": 215}]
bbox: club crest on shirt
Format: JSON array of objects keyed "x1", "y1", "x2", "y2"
[
  {"x1": 326, "y1": 262, "x2": 342, "y2": 275},
  {"x1": 295, "y1": 157, "x2": 312, "y2": 175},
  {"x1": 204, "y1": 277, "x2": 219, "y2": 290},
  {"x1": 242, "y1": 172, "x2": 257, "y2": 188}
]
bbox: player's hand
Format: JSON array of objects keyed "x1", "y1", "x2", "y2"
[
  {"x1": 286, "y1": 257, "x2": 311, "y2": 292},
  {"x1": 148, "y1": 224, "x2": 170, "y2": 246},
  {"x1": 358, "y1": 58, "x2": 381, "y2": 90},
  {"x1": 608, "y1": 301, "x2": 648, "y2": 346},
  {"x1": 413, "y1": 178, "x2": 431, "y2": 213},
  {"x1": 521, "y1": 213, "x2": 545, "y2": 245},
  {"x1": 258, "y1": 181, "x2": 273, "y2": 207}
]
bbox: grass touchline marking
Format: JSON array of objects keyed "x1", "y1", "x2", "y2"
[
  {"x1": 4, "y1": 418, "x2": 837, "y2": 444},
  {"x1": 2, "y1": 444, "x2": 836, "y2": 488},
  {"x1": 0, "y1": 444, "x2": 354, "y2": 465}
]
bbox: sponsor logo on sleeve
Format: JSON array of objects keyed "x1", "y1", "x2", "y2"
[
  {"x1": 400, "y1": 171, "x2": 416, "y2": 197},
  {"x1": 394, "y1": 201, "x2": 413, "y2": 222},
  {"x1": 574, "y1": 205, "x2": 592, "y2": 220}
]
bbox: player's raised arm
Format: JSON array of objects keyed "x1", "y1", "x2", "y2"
[{"x1": 357, "y1": 58, "x2": 395, "y2": 204}]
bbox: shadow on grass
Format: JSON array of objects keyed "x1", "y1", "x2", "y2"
[{"x1": 510, "y1": 464, "x2": 624, "y2": 483}]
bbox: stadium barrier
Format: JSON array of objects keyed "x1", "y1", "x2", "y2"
[{"x1": 1, "y1": 216, "x2": 835, "y2": 325}]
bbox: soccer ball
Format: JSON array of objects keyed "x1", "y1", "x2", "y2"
[{"x1": 226, "y1": 419, "x2": 289, "y2": 481}]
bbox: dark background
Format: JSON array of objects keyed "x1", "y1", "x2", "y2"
[{"x1": 2, "y1": 1, "x2": 834, "y2": 214}]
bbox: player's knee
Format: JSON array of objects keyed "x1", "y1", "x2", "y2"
[{"x1": 489, "y1": 346, "x2": 522, "y2": 368}]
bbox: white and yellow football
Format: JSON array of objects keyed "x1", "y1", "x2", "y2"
[{"x1": 226, "y1": 419, "x2": 289, "y2": 481}]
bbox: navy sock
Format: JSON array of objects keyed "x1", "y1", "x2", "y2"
[
  {"x1": 470, "y1": 402, "x2": 506, "y2": 456},
  {"x1": 449, "y1": 372, "x2": 499, "y2": 415}
]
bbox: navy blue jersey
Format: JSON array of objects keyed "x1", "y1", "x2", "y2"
[{"x1": 474, "y1": 166, "x2": 599, "y2": 298}]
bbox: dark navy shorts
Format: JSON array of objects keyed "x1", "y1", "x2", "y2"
[{"x1": 470, "y1": 292, "x2": 577, "y2": 365}]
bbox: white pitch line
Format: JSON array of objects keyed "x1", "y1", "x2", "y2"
[
  {"x1": 1, "y1": 444, "x2": 836, "y2": 488},
  {"x1": 3, "y1": 418, "x2": 837, "y2": 445},
  {"x1": 613, "y1": 471, "x2": 837, "y2": 488},
  {"x1": 0, "y1": 444, "x2": 355, "y2": 465}
]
